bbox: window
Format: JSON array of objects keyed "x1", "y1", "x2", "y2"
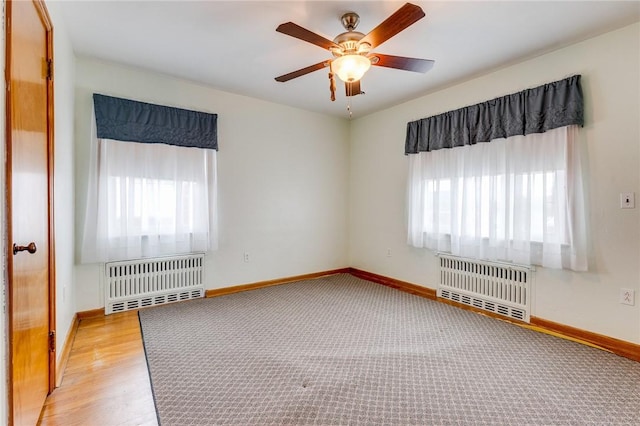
[
  {"x1": 408, "y1": 125, "x2": 587, "y2": 271},
  {"x1": 82, "y1": 126, "x2": 218, "y2": 263},
  {"x1": 82, "y1": 94, "x2": 218, "y2": 263},
  {"x1": 102, "y1": 137, "x2": 215, "y2": 246}
]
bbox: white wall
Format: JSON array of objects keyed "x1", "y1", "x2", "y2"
[
  {"x1": 46, "y1": 0, "x2": 77, "y2": 370},
  {"x1": 349, "y1": 23, "x2": 640, "y2": 344},
  {"x1": 74, "y1": 59, "x2": 350, "y2": 311}
]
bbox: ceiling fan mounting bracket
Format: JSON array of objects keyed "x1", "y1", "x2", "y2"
[{"x1": 340, "y1": 12, "x2": 360, "y2": 31}]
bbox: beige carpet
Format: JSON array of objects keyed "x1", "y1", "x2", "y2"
[{"x1": 139, "y1": 273, "x2": 640, "y2": 425}]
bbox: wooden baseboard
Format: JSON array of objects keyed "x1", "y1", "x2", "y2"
[
  {"x1": 530, "y1": 316, "x2": 640, "y2": 362},
  {"x1": 56, "y1": 313, "x2": 80, "y2": 387},
  {"x1": 205, "y1": 268, "x2": 352, "y2": 298},
  {"x1": 348, "y1": 268, "x2": 639, "y2": 363},
  {"x1": 76, "y1": 308, "x2": 105, "y2": 320},
  {"x1": 348, "y1": 268, "x2": 437, "y2": 300}
]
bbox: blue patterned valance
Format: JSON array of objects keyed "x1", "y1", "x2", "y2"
[
  {"x1": 405, "y1": 75, "x2": 583, "y2": 154},
  {"x1": 93, "y1": 94, "x2": 218, "y2": 150}
]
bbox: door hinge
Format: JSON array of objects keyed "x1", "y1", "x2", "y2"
[
  {"x1": 49, "y1": 331, "x2": 56, "y2": 352},
  {"x1": 46, "y1": 59, "x2": 53, "y2": 81}
]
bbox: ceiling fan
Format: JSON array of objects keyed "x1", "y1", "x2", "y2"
[{"x1": 275, "y1": 3, "x2": 434, "y2": 102}]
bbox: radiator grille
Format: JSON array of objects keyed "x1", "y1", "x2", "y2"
[
  {"x1": 438, "y1": 254, "x2": 532, "y2": 322},
  {"x1": 104, "y1": 253, "x2": 205, "y2": 315}
]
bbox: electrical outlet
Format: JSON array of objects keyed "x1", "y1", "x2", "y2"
[
  {"x1": 620, "y1": 192, "x2": 635, "y2": 209},
  {"x1": 620, "y1": 288, "x2": 635, "y2": 306},
  {"x1": 386, "y1": 248, "x2": 392, "y2": 258},
  {"x1": 243, "y1": 252, "x2": 250, "y2": 263}
]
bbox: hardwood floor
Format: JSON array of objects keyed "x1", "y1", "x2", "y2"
[{"x1": 38, "y1": 311, "x2": 157, "y2": 426}]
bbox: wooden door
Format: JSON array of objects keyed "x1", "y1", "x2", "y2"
[{"x1": 5, "y1": 0, "x2": 56, "y2": 425}]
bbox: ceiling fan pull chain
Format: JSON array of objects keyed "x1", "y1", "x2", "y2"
[{"x1": 329, "y1": 72, "x2": 336, "y2": 102}]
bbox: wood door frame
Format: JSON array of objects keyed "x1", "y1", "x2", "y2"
[{"x1": 4, "y1": 0, "x2": 56, "y2": 423}]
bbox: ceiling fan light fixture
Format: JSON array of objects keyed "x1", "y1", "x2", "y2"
[{"x1": 332, "y1": 54, "x2": 371, "y2": 83}]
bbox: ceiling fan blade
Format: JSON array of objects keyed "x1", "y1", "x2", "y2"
[
  {"x1": 371, "y1": 54, "x2": 434, "y2": 73},
  {"x1": 359, "y1": 3, "x2": 425, "y2": 50},
  {"x1": 345, "y1": 80, "x2": 363, "y2": 97},
  {"x1": 276, "y1": 22, "x2": 341, "y2": 50},
  {"x1": 275, "y1": 61, "x2": 330, "y2": 82}
]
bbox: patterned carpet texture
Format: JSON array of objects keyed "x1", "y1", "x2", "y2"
[{"x1": 139, "y1": 274, "x2": 640, "y2": 425}]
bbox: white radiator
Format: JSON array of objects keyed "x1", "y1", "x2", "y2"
[
  {"x1": 104, "y1": 253, "x2": 205, "y2": 315},
  {"x1": 437, "y1": 254, "x2": 533, "y2": 322}
]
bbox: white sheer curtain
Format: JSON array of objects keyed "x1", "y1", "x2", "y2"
[
  {"x1": 407, "y1": 125, "x2": 587, "y2": 271},
  {"x1": 82, "y1": 118, "x2": 218, "y2": 263}
]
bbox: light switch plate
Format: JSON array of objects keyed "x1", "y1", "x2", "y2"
[{"x1": 620, "y1": 193, "x2": 635, "y2": 209}]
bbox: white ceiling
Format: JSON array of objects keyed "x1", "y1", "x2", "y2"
[{"x1": 57, "y1": 1, "x2": 640, "y2": 119}]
